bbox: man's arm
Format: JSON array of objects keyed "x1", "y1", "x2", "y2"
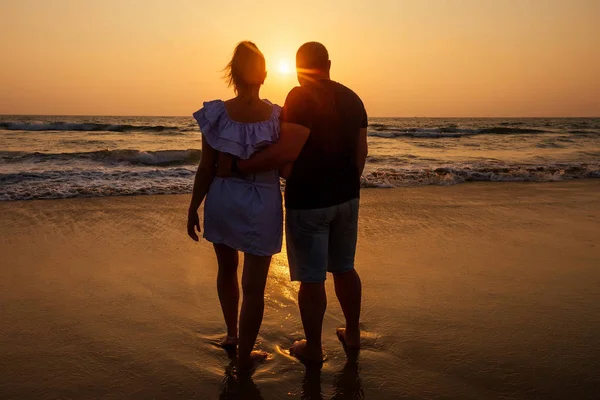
[
  {"x1": 215, "y1": 86, "x2": 313, "y2": 177},
  {"x1": 237, "y1": 122, "x2": 310, "y2": 174},
  {"x1": 356, "y1": 127, "x2": 368, "y2": 176},
  {"x1": 238, "y1": 86, "x2": 313, "y2": 174},
  {"x1": 356, "y1": 98, "x2": 369, "y2": 176}
]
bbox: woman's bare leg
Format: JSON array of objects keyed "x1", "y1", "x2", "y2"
[
  {"x1": 238, "y1": 253, "x2": 271, "y2": 369},
  {"x1": 213, "y1": 243, "x2": 239, "y2": 344}
]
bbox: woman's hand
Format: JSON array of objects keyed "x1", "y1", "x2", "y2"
[
  {"x1": 187, "y1": 210, "x2": 201, "y2": 241},
  {"x1": 216, "y1": 153, "x2": 234, "y2": 177}
]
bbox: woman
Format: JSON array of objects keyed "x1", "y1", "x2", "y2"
[{"x1": 187, "y1": 41, "x2": 282, "y2": 370}]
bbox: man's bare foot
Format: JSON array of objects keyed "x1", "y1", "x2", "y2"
[
  {"x1": 289, "y1": 340, "x2": 325, "y2": 364},
  {"x1": 336, "y1": 328, "x2": 360, "y2": 350},
  {"x1": 221, "y1": 336, "x2": 238, "y2": 348},
  {"x1": 238, "y1": 350, "x2": 269, "y2": 372}
]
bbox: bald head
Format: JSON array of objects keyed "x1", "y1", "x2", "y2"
[{"x1": 296, "y1": 42, "x2": 330, "y2": 72}]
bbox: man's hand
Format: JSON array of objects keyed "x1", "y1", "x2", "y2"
[
  {"x1": 187, "y1": 210, "x2": 201, "y2": 241},
  {"x1": 216, "y1": 153, "x2": 234, "y2": 178},
  {"x1": 237, "y1": 123, "x2": 310, "y2": 174}
]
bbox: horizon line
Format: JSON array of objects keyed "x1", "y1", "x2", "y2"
[{"x1": 1, "y1": 113, "x2": 599, "y2": 119}]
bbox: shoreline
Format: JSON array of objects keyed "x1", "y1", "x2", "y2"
[{"x1": 1, "y1": 178, "x2": 599, "y2": 203}]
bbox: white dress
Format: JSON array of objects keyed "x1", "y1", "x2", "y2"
[{"x1": 193, "y1": 100, "x2": 283, "y2": 256}]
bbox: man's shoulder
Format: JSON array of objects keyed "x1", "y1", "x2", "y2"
[
  {"x1": 335, "y1": 81, "x2": 362, "y2": 97},
  {"x1": 285, "y1": 85, "x2": 315, "y2": 102},
  {"x1": 287, "y1": 85, "x2": 305, "y2": 96}
]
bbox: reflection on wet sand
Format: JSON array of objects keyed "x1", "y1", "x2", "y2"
[
  {"x1": 302, "y1": 364, "x2": 323, "y2": 400},
  {"x1": 266, "y1": 234, "x2": 300, "y2": 306},
  {"x1": 219, "y1": 367, "x2": 264, "y2": 400},
  {"x1": 302, "y1": 351, "x2": 364, "y2": 400},
  {"x1": 332, "y1": 353, "x2": 364, "y2": 400},
  {"x1": 219, "y1": 349, "x2": 264, "y2": 400}
]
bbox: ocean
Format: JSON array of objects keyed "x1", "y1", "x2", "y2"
[{"x1": 0, "y1": 116, "x2": 599, "y2": 201}]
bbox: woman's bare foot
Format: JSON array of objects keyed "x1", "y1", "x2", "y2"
[
  {"x1": 289, "y1": 340, "x2": 325, "y2": 364},
  {"x1": 238, "y1": 350, "x2": 269, "y2": 372},
  {"x1": 221, "y1": 336, "x2": 238, "y2": 348},
  {"x1": 336, "y1": 328, "x2": 360, "y2": 350}
]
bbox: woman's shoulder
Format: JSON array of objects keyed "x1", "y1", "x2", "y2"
[
  {"x1": 222, "y1": 98, "x2": 281, "y2": 119},
  {"x1": 263, "y1": 99, "x2": 282, "y2": 116},
  {"x1": 193, "y1": 99, "x2": 281, "y2": 124},
  {"x1": 192, "y1": 99, "x2": 281, "y2": 160},
  {"x1": 193, "y1": 99, "x2": 225, "y2": 118},
  {"x1": 192, "y1": 100, "x2": 226, "y2": 138}
]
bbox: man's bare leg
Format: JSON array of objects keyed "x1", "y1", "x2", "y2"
[
  {"x1": 333, "y1": 269, "x2": 362, "y2": 349},
  {"x1": 291, "y1": 282, "x2": 326, "y2": 362}
]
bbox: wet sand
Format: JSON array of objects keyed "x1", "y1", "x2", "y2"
[{"x1": 1, "y1": 181, "x2": 599, "y2": 399}]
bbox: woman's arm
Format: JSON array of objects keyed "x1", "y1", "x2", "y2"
[{"x1": 187, "y1": 136, "x2": 218, "y2": 241}]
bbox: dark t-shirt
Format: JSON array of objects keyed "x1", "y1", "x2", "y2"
[{"x1": 281, "y1": 80, "x2": 368, "y2": 210}]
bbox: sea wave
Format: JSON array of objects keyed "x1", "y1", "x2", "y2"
[
  {"x1": 0, "y1": 149, "x2": 202, "y2": 166},
  {"x1": 3, "y1": 121, "x2": 598, "y2": 139},
  {"x1": 0, "y1": 168, "x2": 195, "y2": 201},
  {"x1": 0, "y1": 122, "x2": 190, "y2": 133},
  {"x1": 361, "y1": 163, "x2": 599, "y2": 187},
  {"x1": 367, "y1": 124, "x2": 599, "y2": 139},
  {"x1": 1, "y1": 162, "x2": 598, "y2": 201},
  {"x1": 367, "y1": 125, "x2": 555, "y2": 139}
]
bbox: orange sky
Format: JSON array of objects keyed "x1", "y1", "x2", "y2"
[{"x1": 1, "y1": 0, "x2": 599, "y2": 117}]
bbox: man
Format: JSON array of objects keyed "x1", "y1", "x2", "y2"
[{"x1": 222, "y1": 42, "x2": 368, "y2": 362}]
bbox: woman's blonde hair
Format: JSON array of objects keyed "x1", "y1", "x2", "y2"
[{"x1": 224, "y1": 41, "x2": 266, "y2": 93}]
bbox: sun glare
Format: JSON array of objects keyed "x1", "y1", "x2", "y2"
[{"x1": 277, "y1": 60, "x2": 292, "y2": 75}]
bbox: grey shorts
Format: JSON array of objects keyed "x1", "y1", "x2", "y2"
[{"x1": 285, "y1": 198, "x2": 359, "y2": 283}]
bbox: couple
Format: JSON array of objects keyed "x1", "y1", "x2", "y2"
[{"x1": 187, "y1": 41, "x2": 368, "y2": 371}]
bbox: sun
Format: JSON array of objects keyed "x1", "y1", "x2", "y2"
[{"x1": 277, "y1": 60, "x2": 292, "y2": 75}]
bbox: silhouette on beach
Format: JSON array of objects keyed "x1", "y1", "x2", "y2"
[{"x1": 188, "y1": 41, "x2": 368, "y2": 392}]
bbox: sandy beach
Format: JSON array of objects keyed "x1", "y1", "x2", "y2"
[{"x1": 1, "y1": 181, "x2": 599, "y2": 399}]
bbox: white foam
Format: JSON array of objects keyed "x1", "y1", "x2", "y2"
[
  {"x1": 1, "y1": 149, "x2": 202, "y2": 166},
  {"x1": 1, "y1": 162, "x2": 598, "y2": 201}
]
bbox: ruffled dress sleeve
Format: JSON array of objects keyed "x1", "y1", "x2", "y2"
[{"x1": 192, "y1": 100, "x2": 282, "y2": 160}]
